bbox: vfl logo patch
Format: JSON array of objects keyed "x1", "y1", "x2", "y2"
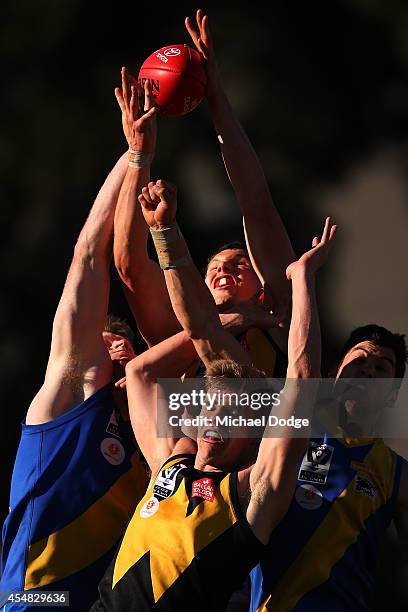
[
  {"x1": 355, "y1": 475, "x2": 377, "y2": 498},
  {"x1": 106, "y1": 408, "x2": 122, "y2": 438},
  {"x1": 153, "y1": 462, "x2": 187, "y2": 500},
  {"x1": 192, "y1": 477, "x2": 215, "y2": 502},
  {"x1": 298, "y1": 442, "x2": 334, "y2": 485}
]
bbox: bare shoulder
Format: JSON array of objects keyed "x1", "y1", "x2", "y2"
[{"x1": 147, "y1": 438, "x2": 197, "y2": 477}]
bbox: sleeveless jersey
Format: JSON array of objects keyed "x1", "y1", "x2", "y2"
[
  {"x1": 1, "y1": 385, "x2": 148, "y2": 612},
  {"x1": 92, "y1": 454, "x2": 265, "y2": 611},
  {"x1": 183, "y1": 327, "x2": 287, "y2": 379},
  {"x1": 250, "y1": 437, "x2": 404, "y2": 611}
]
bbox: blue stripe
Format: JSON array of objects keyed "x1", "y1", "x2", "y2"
[
  {"x1": 292, "y1": 492, "x2": 398, "y2": 611},
  {"x1": 250, "y1": 438, "x2": 374, "y2": 611}
]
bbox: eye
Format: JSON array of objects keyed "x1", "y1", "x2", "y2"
[{"x1": 238, "y1": 260, "x2": 250, "y2": 268}]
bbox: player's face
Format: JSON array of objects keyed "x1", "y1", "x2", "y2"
[
  {"x1": 102, "y1": 332, "x2": 136, "y2": 367},
  {"x1": 205, "y1": 249, "x2": 262, "y2": 308},
  {"x1": 333, "y1": 341, "x2": 397, "y2": 421},
  {"x1": 336, "y1": 341, "x2": 396, "y2": 380},
  {"x1": 196, "y1": 401, "x2": 252, "y2": 471}
]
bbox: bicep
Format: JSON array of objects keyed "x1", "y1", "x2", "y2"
[
  {"x1": 125, "y1": 366, "x2": 181, "y2": 471},
  {"x1": 50, "y1": 252, "x2": 110, "y2": 368}
]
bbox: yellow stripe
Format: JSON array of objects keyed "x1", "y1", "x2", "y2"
[
  {"x1": 259, "y1": 441, "x2": 396, "y2": 611},
  {"x1": 25, "y1": 454, "x2": 147, "y2": 589},
  {"x1": 113, "y1": 470, "x2": 236, "y2": 603},
  {"x1": 181, "y1": 329, "x2": 278, "y2": 380}
]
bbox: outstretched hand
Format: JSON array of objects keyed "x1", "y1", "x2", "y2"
[
  {"x1": 115, "y1": 67, "x2": 157, "y2": 153},
  {"x1": 286, "y1": 217, "x2": 337, "y2": 280},
  {"x1": 138, "y1": 179, "x2": 178, "y2": 230},
  {"x1": 185, "y1": 9, "x2": 221, "y2": 99}
]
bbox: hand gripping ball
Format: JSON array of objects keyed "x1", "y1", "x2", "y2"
[{"x1": 138, "y1": 44, "x2": 207, "y2": 116}]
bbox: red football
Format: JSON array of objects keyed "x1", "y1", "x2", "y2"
[{"x1": 138, "y1": 44, "x2": 207, "y2": 117}]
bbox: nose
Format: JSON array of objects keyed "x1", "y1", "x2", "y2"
[
  {"x1": 358, "y1": 360, "x2": 374, "y2": 378},
  {"x1": 217, "y1": 260, "x2": 233, "y2": 273}
]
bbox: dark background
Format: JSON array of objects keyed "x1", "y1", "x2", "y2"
[{"x1": 1, "y1": 0, "x2": 407, "y2": 607}]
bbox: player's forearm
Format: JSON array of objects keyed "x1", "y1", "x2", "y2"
[
  {"x1": 208, "y1": 90, "x2": 268, "y2": 202},
  {"x1": 114, "y1": 165, "x2": 151, "y2": 281},
  {"x1": 209, "y1": 90, "x2": 294, "y2": 310},
  {"x1": 164, "y1": 255, "x2": 220, "y2": 340},
  {"x1": 287, "y1": 268, "x2": 321, "y2": 379},
  {"x1": 76, "y1": 152, "x2": 128, "y2": 258},
  {"x1": 127, "y1": 330, "x2": 196, "y2": 381}
]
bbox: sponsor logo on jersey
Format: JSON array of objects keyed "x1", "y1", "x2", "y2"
[
  {"x1": 354, "y1": 474, "x2": 378, "y2": 498},
  {"x1": 100, "y1": 438, "x2": 125, "y2": 465},
  {"x1": 153, "y1": 462, "x2": 187, "y2": 500},
  {"x1": 140, "y1": 496, "x2": 159, "y2": 518},
  {"x1": 192, "y1": 477, "x2": 215, "y2": 502},
  {"x1": 298, "y1": 442, "x2": 334, "y2": 485},
  {"x1": 295, "y1": 484, "x2": 324, "y2": 510}
]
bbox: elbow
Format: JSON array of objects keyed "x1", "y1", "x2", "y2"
[
  {"x1": 74, "y1": 231, "x2": 108, "y2": 263},
  {"x1": 125, "y1": 355, "x2": 156, "y2": 384}
]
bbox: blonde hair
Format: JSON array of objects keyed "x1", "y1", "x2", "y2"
[{"x1": 204, "y1": 359, "x2": 267, "y2": 396}]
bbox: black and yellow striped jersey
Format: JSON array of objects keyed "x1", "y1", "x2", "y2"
[{"x1": 92, "y1": 453, "x2": 265, "y2": 611}]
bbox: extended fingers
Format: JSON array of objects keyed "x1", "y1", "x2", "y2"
[
  {"x1": 185, "y1": 16, "x2": 199, "y2": 46},
  {"x1": 114, "y1": 87, "x2": 125, "y2": 113},
  {"x1": 121, "y1": 67, "x2": 130, "y2": 109},
  {"x1": 115, "y1": 376, "x2": 127, "y2": 389},
  {"x1": 143, "y1": 80, "x2": 155, "y2": 111},
  {"x1": 320, "y1": 217, "x2": 331, "y2": 244},
  {"x1": 130, "y1": 85, "x2": 138, "y2": 122}
]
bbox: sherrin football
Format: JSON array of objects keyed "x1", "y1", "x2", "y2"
[{"x1": 138, "y1": 44, "x2": 207, "y2": 117}]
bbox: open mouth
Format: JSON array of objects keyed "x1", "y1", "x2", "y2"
[
  {"x1": 214, "y1": 275, "x2": 236, "y2": 289},
  {"x1": 203, "y1": 429, "x2": 223, "y2": 444}
]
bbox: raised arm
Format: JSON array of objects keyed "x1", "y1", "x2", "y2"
[
  {"x1": 186, "y1": 9, "x2": 295, "y2": 323},
  {"x1": 124, "y1": 331, "x2": 198, "y2": 473},
  {"x1": 26, "y1": 151, "x2": 129, "y2": 424},
  {"x1": 247, "y1": 218, "x2": 336, "y2": 544},
  {"x1": 113, "y1": 68, "x2": 181, "y2": 347},
  {"x1": 138, "y1": 179, "x2": 266, "y2": 368}
]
